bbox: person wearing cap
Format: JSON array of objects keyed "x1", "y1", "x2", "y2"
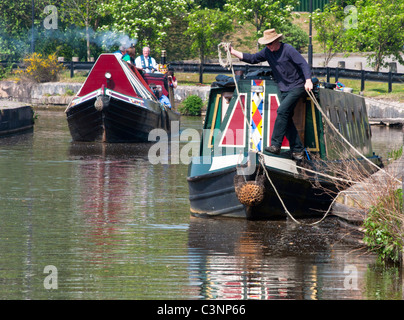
[{"x1": 229, "y1": 29, "x2": 313, "y2": 160}]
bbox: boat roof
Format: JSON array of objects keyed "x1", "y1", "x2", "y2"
[{"x1": 76, "y1": 54, "x2": 155, "y2": 101}]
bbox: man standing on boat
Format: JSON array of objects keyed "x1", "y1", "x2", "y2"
[
  {"x1": 229, "y1": 29, "x2": 313, "y2": 160},
  {"x1": 135, "y1": 46, "x2": 158, "y2": 73}
]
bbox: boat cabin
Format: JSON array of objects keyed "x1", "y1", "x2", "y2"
[{"x1": 201, "y1": 70, "x2": 374, "y2": 161}]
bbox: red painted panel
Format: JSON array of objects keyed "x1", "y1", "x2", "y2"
[
  {"x1": 221, "y1": 95, "x2": 246, "y2": 146},
  {"x1": 268, "y1": 94, "x2": 289, "y2": 148},
  {"x1": 77, "y1": 54, "x2": 138, "y2": 97}
]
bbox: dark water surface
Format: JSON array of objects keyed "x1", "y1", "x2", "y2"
[{"x1": 0, "y1": 110, "x2": 402, "y2": 300}]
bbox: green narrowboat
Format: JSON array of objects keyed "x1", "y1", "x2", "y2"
[{"x1": 187, "y1": 69, "x2": 382, "y2": 220}]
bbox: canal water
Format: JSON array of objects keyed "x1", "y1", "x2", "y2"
[{"x1": 0, "y1": 110, "x2": 402, "y2": 300}]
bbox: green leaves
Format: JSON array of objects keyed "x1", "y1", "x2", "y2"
[
  {"x1": 99, "y1": 0, "x2": 191, "y2": 52},
  {"x1": 183, "y1": 7, "x2": 233, "y2": 63},
  {"x1": 363, "y1": 188, "x2": 403, "y2": 263},
  {"x1": 225, "y1": 0, "x2": 299, "y2": 36},
  {"x1": 345, "y1": 0, "x2": 404, "y2": 71}
]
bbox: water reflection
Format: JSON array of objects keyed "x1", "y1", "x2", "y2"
[
  {"x1": 0, "y1": 111, "x2": 402, "y2": 300},
  {"x1": 371, "y1": 125, "x2": 404, "y2": 158},
  {"x1": 188, "y1": 217, "x2": 381, "y2": 299}
]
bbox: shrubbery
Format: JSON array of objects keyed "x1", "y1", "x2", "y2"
[
  {"x1": 0, "y1": 63, "x2": 13, "y2": 80},
  {"x1": 363, "y1": 188, "x2": 403, "y2": 263},
  {"x1": 178, "y1": 95, "x2": 203, "y2": 116},
  {"x1": 16, "y1": 53, "x2": 65, "y2": 83}
]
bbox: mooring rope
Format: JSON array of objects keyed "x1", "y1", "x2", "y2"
[
  {"x1": 217, "y1": 42, "x2": 401, "y2": 225},
  {"x1": 306, "y1": 89, "x2": 402, "y2": 184},
  {"x1": 257, "y1": 153, "x2": 338, "y2": 225}
]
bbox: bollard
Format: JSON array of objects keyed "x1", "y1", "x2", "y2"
[
  {"x1": 389, "y1": 62, "x2": 397, "y2": 73},
  {"x1": 337, "y1": 61, "x2": 345, "y2": 69}
]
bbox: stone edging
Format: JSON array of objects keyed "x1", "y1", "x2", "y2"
[{"x1": 1, "y1": 81, "x2": 403, "y2": 123}]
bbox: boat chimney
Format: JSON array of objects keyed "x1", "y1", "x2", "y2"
[{"x1": 161, "y1": 50, "x2": 166, "y2": 65}]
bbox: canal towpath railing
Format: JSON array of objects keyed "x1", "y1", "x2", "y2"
[{"x1": 1, "y1": 60, "x2": 404, "y2": 93}]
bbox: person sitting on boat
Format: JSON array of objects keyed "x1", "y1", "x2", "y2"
[
  {"x1": 167, "y1": 71, "x2": 177, "y2": 89},
  {"x1": 135, "y1": 46, "x2": 158, "y2": 73},
  {"x1": 229, "y1": 29, "x2": 313, "y2": 161},
  {"x1": 113, "y1": 46, "x2": 127, "y2": 59},
  {"x1": 159, "y1": 94, "x2": 172, "y2": 109},
  {"x1": 150, "y1": 83, "x2": 172, "y2": 108},
  {"x1": 122, "y1": 47, "x2": 136, "y2": 65}
]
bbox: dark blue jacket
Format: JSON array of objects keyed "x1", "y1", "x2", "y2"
[{"x1": 242, "y1": 43, "x2": 311, "y2": 91}]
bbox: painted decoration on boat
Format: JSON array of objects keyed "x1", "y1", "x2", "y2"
[
  {"x1": 219, "y1": 94, "x2": 247, "y2": 147},
  {"x1": 267, "y1": 94, "x2": 290, "y2": 149},
  {"x1": 250, "y1": 80, "x2": 265, "y2": 151}
]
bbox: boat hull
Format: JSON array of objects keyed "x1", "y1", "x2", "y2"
[
  {"x1": 187, "y1": 159, "x2": 337, "y2": 220},
  {"x1": 66, "y1": 96, "x2": 180, "y2": 142}
]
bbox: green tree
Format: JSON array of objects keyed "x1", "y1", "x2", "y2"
[
  {"x1": 277, "y1": 22, "x2": 309, "y2": 53},
  {"x1": 345, "y1": 0, "x2": 404, "y2": 71},
  {"x1": 225, "y1": 0, "x2": 299, "y2": 50},
  {"x1": 184, "y1": 7, "x2": 233, "y2": 83},
  {"x1": 0, "y1": 0, "x2": 56, "y2": 59},
  {"x1": 60, "y1": 0, "x2": 108, "y2": 61},
  {"x1": 99, "y1": 0, "x2": 191, "y2": 54},
  {"x1": 312, "y1": 3, "x2": 347, "y2": 66}
]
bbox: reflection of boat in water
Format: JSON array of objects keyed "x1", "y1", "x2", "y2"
[
  {"x1": 65, "y1": 53, "x2": 180, "y2": 142},
  {"x1": 187, "y1": 70, "x2": 383, "y2": 220},
  {"x1": 187, "y1": 216, "x2": 366, "y2": 299},
  {"x1": 68, "y1": 141, "x2": 153, "y2": 161}
]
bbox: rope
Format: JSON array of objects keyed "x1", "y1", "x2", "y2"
[
  {"x1": 306, "y1": 89, "x2": 401, "y2": 184},
  {"x1": 217, "y1": 42, "x2": 400, "y2": 225},
  {"x1": 258, "y1": 153, "x2": 337, "y2": 226},
  {"x1": 218, "y1": 42, "x2": 232, "y2": 70}
]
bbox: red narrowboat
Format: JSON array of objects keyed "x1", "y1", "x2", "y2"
[{"x1": 65, "y1": 53, "x2": 180, "y2": 142}]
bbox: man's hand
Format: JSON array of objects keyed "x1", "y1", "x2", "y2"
[
  {"x1": 228, "y1": 45, "x2": 243, "y2": 60},
  {"x1": 305, "y1": 79, "x2": 313, "y2": 92}
]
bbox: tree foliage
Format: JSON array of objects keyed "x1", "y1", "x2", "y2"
[
  {"x1": 344, "y1": 0, "x2": 404, "y2": 71},
  {"x1": 184, "y1": 7, "x2": 233, "y2": 63},
  {"x1": 99, "y1": 0, "x2": 191, "y2": 55},
  {"x1": 312, "y1": 3, "x2": 347, "y2": 66},
  {"x1": 183, "y1": 7, "x2": 233, "y2": 82},
  {"x1": 1, "y1": 0, "x2": 403, "y2": 71},
  {"x1": 225, "y1": 0, "x2": 299, "y2": 49}
]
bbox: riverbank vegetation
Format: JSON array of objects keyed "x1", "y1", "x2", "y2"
[{"x1": 362, "y1": 147, "x2": 403, "y2": 264}]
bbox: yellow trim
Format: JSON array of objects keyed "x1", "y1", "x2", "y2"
[
  {"x1": 307, "y1": 97, "x2": 320, "y2": 152},
  {"x1": 208, "y1": 94, "x2": 221, "y2": 148}
]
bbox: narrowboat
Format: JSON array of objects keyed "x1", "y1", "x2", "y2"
[
  {"x1": 65, "y1": 53, "x2": 179, "y2": 142},
  {"x1": 187, "y1": 69, "x2": 382, "y2": 220}
]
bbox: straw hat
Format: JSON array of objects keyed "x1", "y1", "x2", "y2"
[{"x1": 258, "y1": 29, "x2": 284, "y2": 45}]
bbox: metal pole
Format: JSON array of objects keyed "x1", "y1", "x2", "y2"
[
  {"x1": 308, "y1": 0, "x2": 313, "y2": 68},
  {"x1": 388, "y1": 71, "x2": 392, "y2": 93},
  {"x1": 31, "y1": 0, "x2": 35, "y2": 53}
]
